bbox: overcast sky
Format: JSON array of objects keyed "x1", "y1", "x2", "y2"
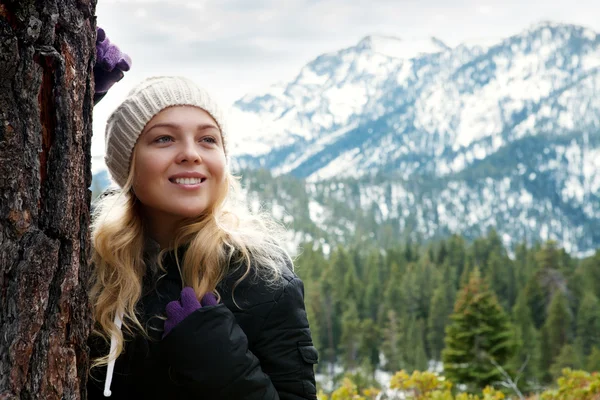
[{"x1": 92, "y1": 0, "x2": 600, "y2": 161}]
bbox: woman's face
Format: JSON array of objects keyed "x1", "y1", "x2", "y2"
[{"x1": 132, "y1": 106, "x2": 227, "y2": 226}]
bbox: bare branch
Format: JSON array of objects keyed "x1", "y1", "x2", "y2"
[
  {"x1": 485, "y1": 353, "x2": 525, "y2": 400},
  {"x1": 513, "y1": 354, "x2": 530, "y2": 387}
]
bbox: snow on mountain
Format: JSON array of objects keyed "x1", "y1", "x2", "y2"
[
  {"x1": 230, "y1": 22, "x2": 599, "y2": 181},
  {"x1": 355, "y1": 35, "x2": 450, "y2": 60}
]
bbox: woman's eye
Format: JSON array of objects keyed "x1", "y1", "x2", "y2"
[
  {"x1": 201, "y1": 136, "x2": 217, "y2": 144},
  {"x1": 155, "y1": 136, "x2": 173, "y2": 144}
]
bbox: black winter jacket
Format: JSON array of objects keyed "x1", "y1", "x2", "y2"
[{"x1": 87, "y1": 248, "x2": 318, "y2": 399}]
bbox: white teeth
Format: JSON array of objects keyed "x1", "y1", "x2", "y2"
[{"x1": 174, "y1": 178, "x2": 203, "y2": 185}]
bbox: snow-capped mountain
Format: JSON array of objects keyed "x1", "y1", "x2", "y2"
[
  {"x1": 226, "y1": 21, "x2": 600, "y2": 255},
  {"x1": 230, "y1": 22, "x2": 599, "y2": 181}
]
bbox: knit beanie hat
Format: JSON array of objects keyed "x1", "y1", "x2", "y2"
[{"x1": 104, "y1": 76, "x2": 228, "y2": 188}]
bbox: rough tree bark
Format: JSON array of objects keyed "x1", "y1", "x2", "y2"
[{"x1": 0, "y1": 0, "x2": 96, "y2": 399}]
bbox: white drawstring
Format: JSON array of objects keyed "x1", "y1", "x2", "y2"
[{"x1": 104, "y1": 311, "x2": 123, "y2": 397}]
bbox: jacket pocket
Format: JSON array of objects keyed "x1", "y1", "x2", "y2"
[
  {"x1": 298, "y1": 342, "x2": 319, "y2": 364},
  {"x1": 298, "y1": 341, "x2": 319, "y2": 398}
]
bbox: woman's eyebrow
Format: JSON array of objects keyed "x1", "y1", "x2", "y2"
[
  {"x1": 144, "y1": 122, "x2": 218, "y2": 135},
  {"x1": 196, "y1": 124, "x2": 219, "y2": 132},
  {"x1": 144, "y1": 122, "x2": 179, "y2": 135}
]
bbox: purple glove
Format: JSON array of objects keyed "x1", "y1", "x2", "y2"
[
  {"x1": 163, "y1": 287, "x2": 218, "y2": 338},
  {"x1": 94, "y1": 27, "x2": 132, "y2": 104}
]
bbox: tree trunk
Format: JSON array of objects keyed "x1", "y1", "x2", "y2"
[{"x1": 0, "y1": 0, "x2": 96, "y2": 399}]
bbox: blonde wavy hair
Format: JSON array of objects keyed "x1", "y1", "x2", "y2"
[{"x1": 89, "y1": 152, "x2": 291, "y2": 369}]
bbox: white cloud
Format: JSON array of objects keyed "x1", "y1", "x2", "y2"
[
  {"x1": 133, "y1": 8, "x2": 147, "y2": 18},
  {"x1": 477, "y1": 6, "x2": 493, "y2": 15}
]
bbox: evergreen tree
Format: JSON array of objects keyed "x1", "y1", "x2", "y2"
[
  {"x1": 545, "y1": 291, "x2": 574, "y2": 361},
  {"x1": 514, "y1": 242, "x2": 532, "y2": 291},
  {"x1": 578, "y1": 251, "x2": 600, "y2": 301},
  {"x1": 382, "y1": 261, "x2": 403, "y2": 312},
  {"x1": 357, "y1": 318, "x2": 380, "y2": 370},
  {"x1": 381, "y1": 310, "x2": 403, "y2": 372},
  {"x1": 295, "y1": 244, "x2": 327, "y2": 282},
  {"x1": 407, "y1": 317, "x2": 429, "y2": 373},
  {"x1": 586, "y1": 346, "x2": 600, "y2": 372},
  {"x1": 339, "y1": 301, "x2": 361, "y2": 370},
  {"x1": 380, "y1": 259, "x2": 410, "y2": 373},
  {"x1": 540, "y1": 290, "x2": 574, "y2": 382},
  {"x1": 459, "y1": 251, "x2": 475, "y2": 288},
  {"x1": 320, "y1": 257, "x2": 343, "y2": 371},
  {"x1": 303, "y1": 282, "x2": 324, "y2": 369},
  {"x1": 524, "y1": 275, "x2": 547, "y2": 329},
  {"x1": 403, "y1": 238, "x2": 419, "y2": 263},
  {"x1": 401, "y1": 259, "x2": 434, "y2": 322},
  {"x1": 436, "y1": 240, "x2": 449, "y2": 265},
  {"x1": 538, "y1": 326, "x2": 552, "y2": 383},
  {"x1": 342, "y1": 259, "x2": 362, "y2": 311},
  {"x1": 330, "y1": 246, "x2": 356, "y2": 302},
  {"x1": 549, "y1": 344, "x2": 583, "y2": 379},
  {"x1": 363, "y1": 253, "x2": 382, "y2": 321},
  {"x1": 511, "y1": 292, "x2": 541, "y2": 385},
  {"x1": 427, "y1": 266, "x2": 455, "y2": 361},
  {"x1": 416, "y1": 258, "x2": 436, "y2": 321},
  {"x1": 486, "y1": 250, "x2": 517, "y2": 311},
  {"x1": 535, "y1": 240, "x2": 561, "y2": 271},
  {"x1": 576, "y1": 292, "x2": 600, "y2": 357},
  {"x1": 470, "y1": 228, "x2": 505, "y2": 274},
  {"x1": 442, "y1": 269, "x2": 516, "y2": 391},
  {"x1": 446, "y1": 234, "x2": 467, "y2": 289}
]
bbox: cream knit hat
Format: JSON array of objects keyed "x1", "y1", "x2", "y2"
[{"x1": 104, "y1": 76, "x2": 228, "y2": 188}]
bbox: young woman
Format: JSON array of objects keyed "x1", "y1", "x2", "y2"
[{"x1": 87, "y1": 76, "x2": 318, "y2": 399}]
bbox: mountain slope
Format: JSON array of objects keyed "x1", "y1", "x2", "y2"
[{"x1": 240, "y1": 129, "x2": 599, "y2": 256}]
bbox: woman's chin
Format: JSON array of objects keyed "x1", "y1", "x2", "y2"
[{"x1": 172, "y1": 207, "x2": 210, "y2": 220}]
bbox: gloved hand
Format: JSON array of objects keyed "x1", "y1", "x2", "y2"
[
  {"x1": 163, "y1": 287, "x2": 218, "y2": 338},
  {"x1": 94, "y1": 27, "x2": 132, "y2": 104}
]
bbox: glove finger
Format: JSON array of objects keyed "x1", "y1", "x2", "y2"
[
  {"x1": 201, "y1": 292, "x2": 218, "y2": 307},
  {"x1": 180, "y1": 287, "x2": 201, "y2": 308},
  {"x1": 96, "y1": 27, "x2": 106, "y2": 43},
  {"x1": 96, "y1": 45, "x2": 106, "y2": 61},
  {"x1": 94, "y1": 67, "x2": 124, "y2": 94},
  {"x1": 116, "y1": 53, "x2": 132, "y2": 71},
  {"x1": 96, "y1": 36, "x2": 110, "y2": 52},
  {"x1": 100, "y1": 46, "x2": 125, "y2": 71},
  {"x1": 96, "y1": 36, "x2": 109, "y2": 59},
  {"x1": 165, "y1": 299, "x2": 183, "y2": 317}
]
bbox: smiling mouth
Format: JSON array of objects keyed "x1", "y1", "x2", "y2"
[{"x1": 169, "y1": 177, "x2": 206, "y2": 185}]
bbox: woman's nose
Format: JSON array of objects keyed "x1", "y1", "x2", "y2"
[{"x1": 176, "y1": 140, "x2": 202, "y2": 164}]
